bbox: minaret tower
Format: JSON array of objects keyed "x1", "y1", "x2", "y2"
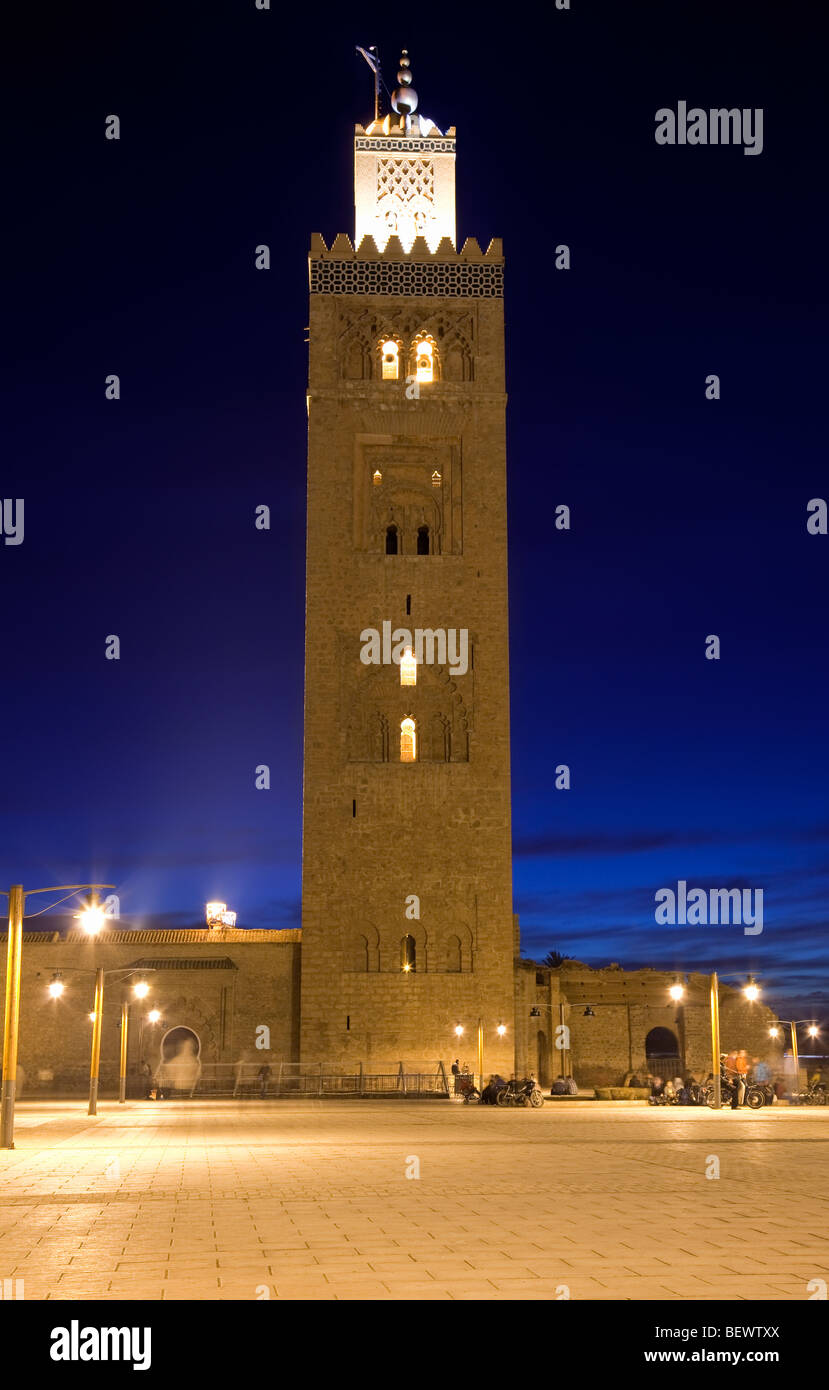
[{"x1": 300, "y1": 51, "x2": 515, "y2": 1075}]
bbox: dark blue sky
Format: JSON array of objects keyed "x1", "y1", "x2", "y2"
[{"x1": 5, "y1": 2, "x2": 826, "y2": 1022}]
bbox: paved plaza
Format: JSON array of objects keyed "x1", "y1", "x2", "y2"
[{"x1": 0, "y1": 1100, "x2": 827, "y2": 1301}]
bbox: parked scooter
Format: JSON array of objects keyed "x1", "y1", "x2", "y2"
[{"x1": 496, "y1": 1078, "x2": 543, "y2": 1108}]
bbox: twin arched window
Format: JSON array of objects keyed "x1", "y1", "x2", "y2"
[
  {"x1": 384, "y1": 523, "x2": 430, "y2": 556},
  {"x1": 377, "y1": 335, "x2": 438, "y2": 383}
]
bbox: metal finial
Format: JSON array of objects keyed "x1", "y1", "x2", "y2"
[{"x1": 391, "y1": 48, "x2": 418, "y2": 116}]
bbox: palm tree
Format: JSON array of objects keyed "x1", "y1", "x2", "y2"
[{"x1": 541, "y1": 950, "x2": 573, "y2": 969}]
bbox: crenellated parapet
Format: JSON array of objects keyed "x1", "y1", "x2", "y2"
[{"x1": 309, "y1": 233, "x2": 504, "y2": 298}]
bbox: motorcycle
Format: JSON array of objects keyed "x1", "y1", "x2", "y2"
[
  {"x1": 798, "y1": 1082, "x2": 827, "y2": 1106},
  {"x1": 702, "y1": 1076, "x2": 766, "y2": 1109},
  {"x1": 496, "y1": 1078, "x2": 543, "y2": 1108}
]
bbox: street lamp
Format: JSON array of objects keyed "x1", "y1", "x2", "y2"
[
  {"x1": 668, "y1": 974, "x2": 761, "y2": 1109},
  {"x1": 44, "y1": 966, "x2": 154, "y2": 1112},
  {"x1": 452, "y1": 1020, "x2": 508, "y2": 1090},
  {"x1": 1, "y1": 881, "x2": 114, "y2": 1149},
  {"x1": 529, "y1": 1001, "x2": 592, "y2": 1082},
  {"x1": 767, "y1": 1019, "x2": 819, "y2": 1089}
]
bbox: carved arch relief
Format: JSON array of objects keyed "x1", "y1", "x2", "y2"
[
  {"x1": 345, "y1": 919, "x2": 474, "y2": 973},
  {"x1": 336, "y1": 307, "x2": 475, "y2": 383},
  {"x1": 346, "y1": 660, "x2": 471, "y2": 764},
  {"x1": 353, "y1": 436, "x2": 463, "y2": 556}
]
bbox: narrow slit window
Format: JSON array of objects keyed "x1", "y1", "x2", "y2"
[
  {"x1": 400, "y1": 648, "x2": 417, "y2": 686},
  {"x1": 401, "y1": 934, "x2": 416, "y2": 972},
  {"x1": 415, "y1": 341, "x2": 434, "y2": 383},
  {"x1": 405, "y1": 593, "x2": 411, "y2": 615},
  {"x1": 381, "y1": 341, "x2": 399, "y2": 380},
  {"x1": 400, "y1": 717, "x2": 416, "y2": 762}
]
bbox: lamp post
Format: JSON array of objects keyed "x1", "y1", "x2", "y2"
[
  {"x1": 453, "y1": 1020, "x2": 508, "y2": 1091},
  {"x1": 668, "y1": 974, "x2": 760, "y2": 1110},
  {"x1": 1, "y1": 881, "x2": 114, "y2": 1149},
  {"x1": 47, "y1": 967, "x2": 152, "y2": 1113},
  {"x1": 119, "y1": 979, "x2": 150, "y2": 1103},
  {"x1": 530, "y1": 1001, "x2": 594, "y2": 1084},
  {"x1": 768, "y1": 1020, "x2": 819, "y2": 1092}
]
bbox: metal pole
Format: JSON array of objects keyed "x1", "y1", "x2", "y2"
[
  {"x1": 88, "y1": 967, "x2": 105, "y2": 1115},
  {"x1": 710, "y1": 972, "x2": 721, "y2": 1109},
  {"x1": 790, "y1": 1022, "x2": 800, "y2": 1092},
  {"x1": 119, "y1": 997, "x2": 128, "y2": 1103},
  {"x1": 1, "y1": 886, "x2": 25, "y2": 1149},
  {"x1": 477, "y1": 1018, "x2": 483, "y2": 1091}
]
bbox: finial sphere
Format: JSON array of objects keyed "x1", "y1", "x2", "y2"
[
  {"x1": 391, "y1": 84, "x2": 418, "y2": 115},
  {"x1": 397, "y1": 68, "x2": 412, "y2": 85}
]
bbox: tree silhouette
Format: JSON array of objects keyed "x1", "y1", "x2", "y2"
[{"x1": 541, "y1": 950, "x2": 573, "y2": 969}]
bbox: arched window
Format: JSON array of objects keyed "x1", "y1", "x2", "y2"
[
  {"x1": 400, "y1": 717, "x2": 416, "y2": 762},
  {"x1": 417, "y1": 525, "x2": 430, "y2": 555},
  {"x1": 400, "y1": 648, "x2": 417, "y2": 686},
  {"x1": 385, "y1": 524, "x2": 399, "y2": 555},
  {"x1": 352, "y1": 935, "x2": 369, "y2": 971},
  {"x1": 445, "y1": 934, "x2": 461, "y2": 973},
  {"x1": 415, "y1": 340, "x2": 434, "y2": 383},
  {"x1": 431, "y1": 470, "x2": 442, "y2": 487},
  {"x1": 401, "y1": 934, "x2": 416, "y2": 972},
  {"x1": 380, "y1": 340, "x2": 399, "y2": 381},
  {"x1": 372, "y1": 469, "x2": 383, "y2": 486}
]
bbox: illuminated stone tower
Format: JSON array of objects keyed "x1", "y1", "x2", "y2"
[{"x1": 300, "y1": 51, "x2": 515, "y2": 1073}]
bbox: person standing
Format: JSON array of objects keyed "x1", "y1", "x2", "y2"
[{"x1": 451, "y1": 1058, "x2": 460, "y2": 1095}]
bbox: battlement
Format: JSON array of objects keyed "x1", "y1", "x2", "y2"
[{"x1": 310, "y1": 233, "x2": 502, "y2": 263}]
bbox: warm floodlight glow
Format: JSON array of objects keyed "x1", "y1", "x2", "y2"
[
  {"x1": 206, "y1": 901, "x2": 236, "y2": 929},
  {"x1": 496, "y1": 1023, "x2": 507, "y2": 1037},
  {"x1": 400, "y1": 648, "x2": 417, "y2": 687},
  {"x1": 415, "y1": 341, "x2": 434, "y2": 383},
  {"x1": 669, "y1": 982, "x2": 684, "y2": 1001},
  {"x1": 454, "y1": 1025, "x2": 464, "y2": 1037},
  {"x1": 79, "y1": 905, "x2": 105, "y2": 935},
  {"x1": 48, "y1": 978, "x2": 64, "y2": 999},
  {"x1": 133, "y1": 980, "x2": 150, "y2": 999},
  {"x1": 769, "y1": 1026, "x2": 780, "y2": 1038},
  {"x1": 88, "y1": 1011, "x2": 97, "y2": 1023},
  {"x1": 807, "y1": 1025, "x2": 819, "y2": 1038},
  {"x1": 381, "y1": 341, "x2": 399, "y2": 380},
  {"x1": 744, "y1": 982, "x2": 760, "y2": 1002},
  {"x1": 400, "y1": 717, "x2": 416, "y2": 762},
  {"x1": 148, "y1": 1009, "x2": 161, "y2": 1024}
]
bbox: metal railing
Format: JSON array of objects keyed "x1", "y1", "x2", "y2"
[{"x1": 196, "y1": 1059, "x2": 450, "y2": 1098}]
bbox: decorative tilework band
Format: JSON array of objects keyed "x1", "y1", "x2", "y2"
[{"x1": 310, "y1": 259, "x2": 503, "y2": 298}]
